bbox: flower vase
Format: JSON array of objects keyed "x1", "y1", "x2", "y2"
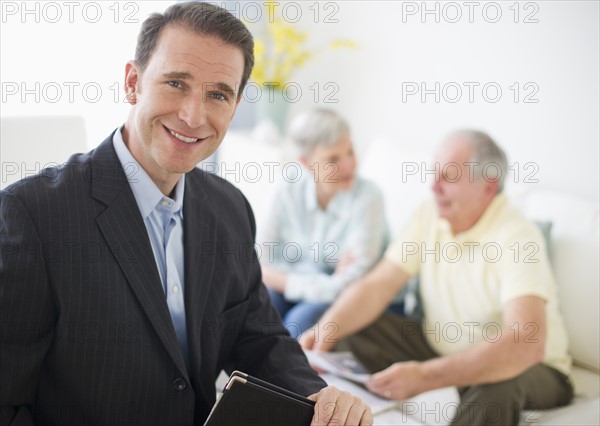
[{"x1": 255, "y1": 85, "x2": 289, "y2": 137}]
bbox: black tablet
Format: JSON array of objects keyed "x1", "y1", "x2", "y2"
[{"x1": 204, "y1": 371, "x2": 315, "y2": 426}]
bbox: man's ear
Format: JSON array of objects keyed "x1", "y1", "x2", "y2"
[
  {"x1": 124, "y1": 60, "x2": 140, "y2": 105},
  {"x1": 485, "y1": 179, "x2": 499, "y2": 198}
]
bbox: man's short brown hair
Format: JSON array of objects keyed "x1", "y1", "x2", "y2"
[{"x1": 135, "y1": 2, "x2": 254, "y2": 98}]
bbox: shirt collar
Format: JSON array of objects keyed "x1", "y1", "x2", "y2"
[
  {"x1": 112, "y1": 126, "x2": 185, "y2": 219},
  {"x1": 303, "y1": 174, "x2": 355, "y2": 215},
  {"x1": 466, "y1": 193, "x2": 506, "y2": 235}
]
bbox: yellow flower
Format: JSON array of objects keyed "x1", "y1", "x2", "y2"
[
  {"x1": 250, "y1": 18, "x2": 355, "y2": 88},
  {"x1": 330, "y1": 40, "x2": 358, "y2": 50}
]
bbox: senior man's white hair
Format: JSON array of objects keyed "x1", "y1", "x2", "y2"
[{"x1": 448, "y1": 129, "x2": 509, "y2": 193}]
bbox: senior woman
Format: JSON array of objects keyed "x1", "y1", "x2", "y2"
[{"x1": 259, "y1": 109, "x2": 390, "y2": 338}]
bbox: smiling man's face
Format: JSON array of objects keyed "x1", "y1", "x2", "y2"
[{"x1": 123, "y1": 24, "x2": 244, "y2": 194}]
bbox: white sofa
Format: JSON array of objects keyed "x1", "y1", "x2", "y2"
[
  {"x1": 220, "y1": 132, "x2": 600, "y2": 425},
  {"x1": 0, "y1": 116, "x2": 87, "y2": 189}
]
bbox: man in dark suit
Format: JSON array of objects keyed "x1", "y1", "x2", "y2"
[{"x1": 0, "y1": 3, "x2": 371, "y2": 425}]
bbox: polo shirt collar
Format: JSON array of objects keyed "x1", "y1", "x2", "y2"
[{"x1": 441, "y1": 193, "x2": 507, "y2": 240}]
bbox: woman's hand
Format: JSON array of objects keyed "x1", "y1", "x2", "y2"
[{"x1": 261, "y1": 266, "x2": 287, "y2": 293}]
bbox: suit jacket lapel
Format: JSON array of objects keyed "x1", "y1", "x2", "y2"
[
  {"x1": 91, "y1": 136, "x2": 188, "y2": 378},
  {"x1": 182, "y1": 170, "x2": 217, "y2": 402}
]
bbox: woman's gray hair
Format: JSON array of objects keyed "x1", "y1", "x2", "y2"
[
  {"x1": 450, "y1": 129, "x2": 509, "y2": 193},
  {"x1": 288, "y1": 109, "x2": 350, "y2": 157}
]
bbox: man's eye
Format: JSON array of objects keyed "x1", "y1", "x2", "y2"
[
  {"x1": 168, "y1": 81, "x2": 183, "y2": 89},
  {"x1": 209, "y1": 92, "x2": 228, "y2": 102}
]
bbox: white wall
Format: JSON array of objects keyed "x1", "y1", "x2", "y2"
[
  {"x1": 1, "y1": 1, "x2": 173, "y2": 143},
  {"x1": 288, "y1": 1, "x2": 599, "y2": 201},
  {"x1": 1, "y1": 1, "x2": 598, "y2": 201}
]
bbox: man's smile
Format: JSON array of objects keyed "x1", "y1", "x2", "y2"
[{"x1": 163, "y1": 125, "x2": 209, "y2": 144}]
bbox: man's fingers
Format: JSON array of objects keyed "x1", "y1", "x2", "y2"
[
  {"x1": 310, "y1": 386, "x2": 340, "y2": 425},
  {"x1": 366, "y1": 382, "x2": 389, "y2": 399},
  {"x1": 368, "y1": 367, "x2": 393, "y2": 388},
  {"x1": 324, "y1": 391, "x2": 353, "y2": 426},
  {"x1": 345, "y1": 396, "x2": 373, "y2": 426},
  {"x1": 309, "y1": 386, "x2": 372, "y2": 426},
  {"x1": 366, "y1": 371, "x2": 395, "y2": 398}
]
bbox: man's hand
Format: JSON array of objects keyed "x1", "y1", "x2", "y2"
[
  {"x1": 308, "y1": 386, "x2": 372, "y2": 425},
  {"x1": 366, "y1": 361, "x2": 429, "y2": 401}
]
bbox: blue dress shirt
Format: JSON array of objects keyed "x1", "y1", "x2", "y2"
[{"x1": 113, "y1": 128, "x2": 189, "y2": 368}]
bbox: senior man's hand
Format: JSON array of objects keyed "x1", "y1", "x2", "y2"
[
  {"x1": 299, "y1": 325, "x2": 338, "y2": 352},
  {"x1": 308, "y1": 385, "x2": 372, "y2": 425},
  {"x1": 366, "y1": 361, "x2": 428, "y2": 401}
]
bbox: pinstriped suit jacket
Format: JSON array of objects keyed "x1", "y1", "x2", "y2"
[{"x1": 0, "y1": 134, "x2": 325, "y2": 426}]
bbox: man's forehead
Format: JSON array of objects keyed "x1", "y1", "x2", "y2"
[
  {"x1": 146, "y1": 25, "x2": 244, "y2": 91},
  {"x1": 154, "y1": 25, "x2": 243, "y2": 67},
  {"x1": 435, "y1": 136, "x2": 474, "y2": 162}
]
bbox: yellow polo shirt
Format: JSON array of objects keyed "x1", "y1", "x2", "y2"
[{"x1": 385, "y1": 194, "x2": 571, "y2": 376}]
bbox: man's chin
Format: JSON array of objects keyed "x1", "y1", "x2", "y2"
[{"x1": 435, "y1": 203, "x2": 451, "y2": 217}]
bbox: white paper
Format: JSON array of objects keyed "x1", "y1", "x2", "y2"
[
  {"x1": 318, "y1": 372, "x2": 460, "y2": 425},
  {"x1": 305, "y1": 350, "x2": 371, "y2": 383}
]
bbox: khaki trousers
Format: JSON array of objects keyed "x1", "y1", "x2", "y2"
[{"x1": 336, "y1": 314, "x2": 573, "y2": 426}]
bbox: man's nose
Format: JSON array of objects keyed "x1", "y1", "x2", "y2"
[{"x1": 178, "y1": 94, "x2": 207, "y2": 128}]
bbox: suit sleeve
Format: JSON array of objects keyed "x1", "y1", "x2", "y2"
[
  {"x1": 0, "y1": 190, "x2": 56, "y2": 426},
  {"x1": 223, "y1": 195, "x2": 327, "y2": 397}
]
